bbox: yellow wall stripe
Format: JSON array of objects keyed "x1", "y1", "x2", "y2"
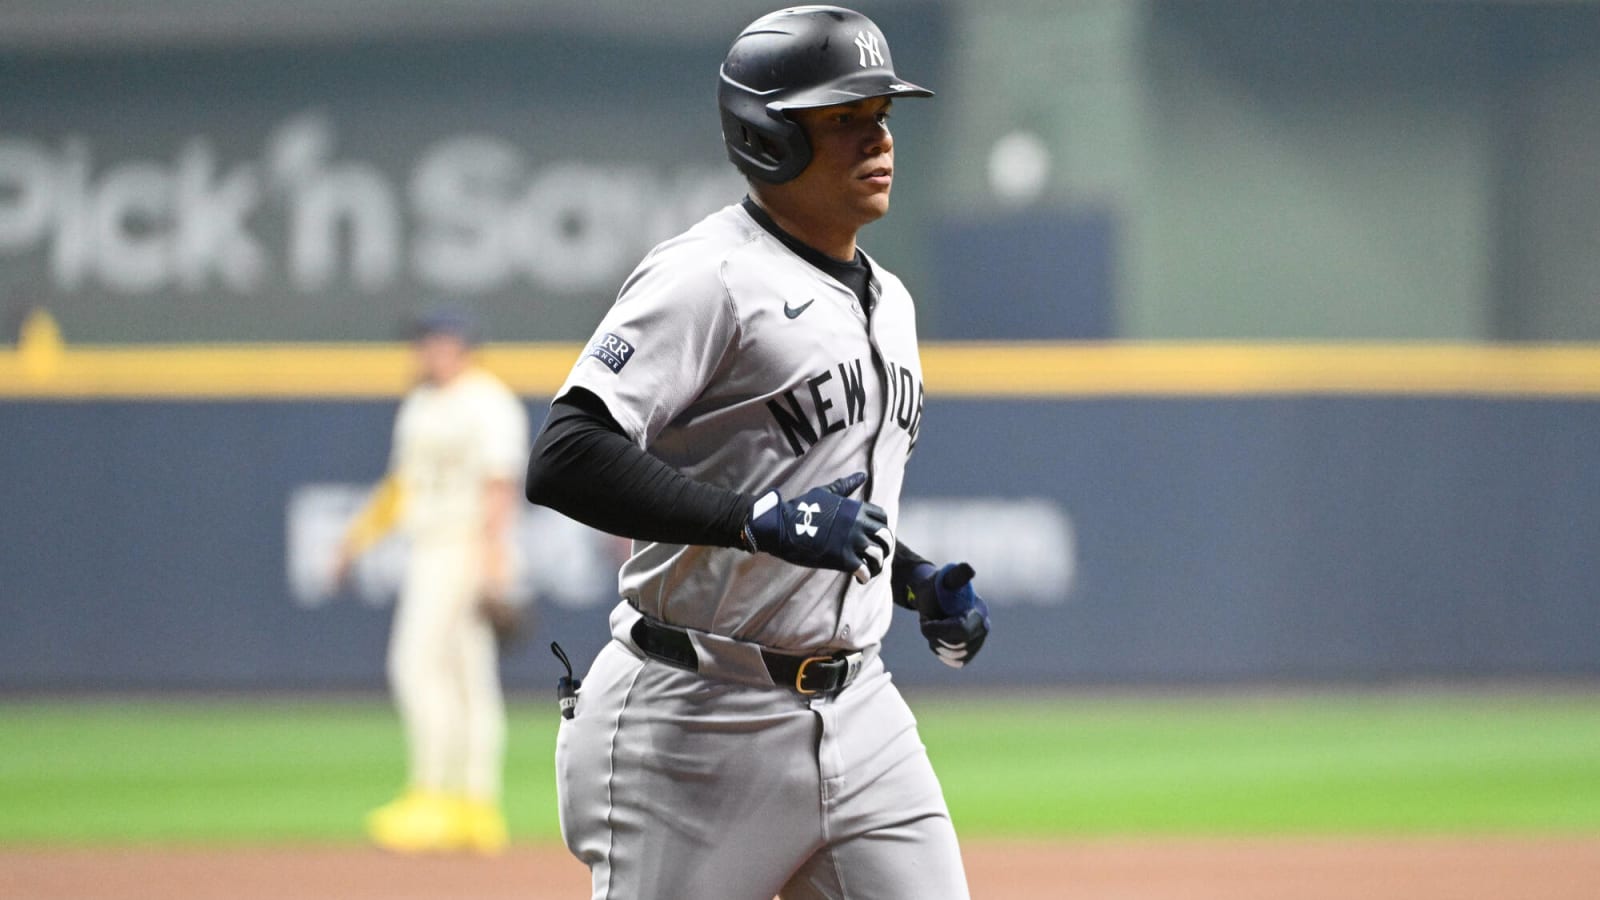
[
  {"x1": 3, "y1": 341, "x2": 1600, "y2": 400},
  {"x1": 920, "y1": 342, "x2": 1600, "y2": 397}
]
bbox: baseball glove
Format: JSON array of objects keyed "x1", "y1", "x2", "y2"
[{"x1": 478, "y1": 593, "x2": 526, "y2": 645}]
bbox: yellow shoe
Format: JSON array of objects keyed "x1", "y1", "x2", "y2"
[
  {"x1": 366, "y1": 789, "x2": 459, "y2": 853},
  {"x1": 454, "y1": 798, "x2": 508, "y2": 856},
  {"x1": 364, "y1": 789, "x2": 420, "y2": 838}
]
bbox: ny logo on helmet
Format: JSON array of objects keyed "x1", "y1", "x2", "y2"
[{"x1": 854, "y1": 31, "x2": 884, "y2": 68}]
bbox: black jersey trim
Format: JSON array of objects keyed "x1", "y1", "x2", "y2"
[{"x1": 740, "y1": 196, "x2": 875, "y2": 314}]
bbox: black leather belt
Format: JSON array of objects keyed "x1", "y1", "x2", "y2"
[{"x1": 629, "y1": 616, "x2": 865, "y2": 696}]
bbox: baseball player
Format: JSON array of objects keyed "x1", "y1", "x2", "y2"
[
  {"x1": 334, "y1": 310, "x2": 530, "y2": 855},
  {"x1": 524, "y1": 6, "x2": 991, "y2": 898}
]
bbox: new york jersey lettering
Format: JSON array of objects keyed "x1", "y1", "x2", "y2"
[
  {"x1": 767, "y1": 358, "x2": 869, "y2": 457},
  {"x1": 883, "y1": 359, "x2": 924, "y2": 449}
]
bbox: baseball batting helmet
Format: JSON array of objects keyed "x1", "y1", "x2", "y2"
[
  {"x1": 718, "y1": 5, "x2": 934, "y2": 184},
  {"x1": 406, "y1": 308, "x2": 478, "y2": 344}
]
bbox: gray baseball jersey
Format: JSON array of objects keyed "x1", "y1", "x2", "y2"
[{"x1": 557, "y1": 200, "x2": 926, "y2": 653}]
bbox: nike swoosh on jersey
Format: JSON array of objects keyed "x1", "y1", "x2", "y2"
[{"x1": 784, "y1": 299, "x2": 816, "y2": 319}]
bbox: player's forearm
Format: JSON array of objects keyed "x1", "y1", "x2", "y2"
[
  {"x1": 892, "y1": 541, "x2": 931, "y2": 580},
  {"x1": 482, "y1": 479, "x2": 516, "y2": 539},
  {"x1": 525, "y1": 392, "x2": 755, "y2": 547},
  {"x1": 480, "y1": 478, "x2": 517, "y2": 592},
  {"x1": 341, "y1": 474, "x2": 403, "y2": 556},
  {"x1": 889, "y1": 541, "x2": 934, "y2": 611}
]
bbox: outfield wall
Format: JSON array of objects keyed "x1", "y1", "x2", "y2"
[
  {"x1": 6, "y1": 3, "x2": 1600, "y2": 693},
  {"x1": 3, "y1": 381, "x2": 1596, "y2": 690}
]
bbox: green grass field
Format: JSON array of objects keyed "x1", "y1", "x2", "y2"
[{"x1": 3, "y1": 692, "x2": 1599, "y2": 845}]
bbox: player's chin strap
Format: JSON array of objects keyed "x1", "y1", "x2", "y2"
[{"x1": 551, "y1": 641, "x2": 582, "y2": 720}]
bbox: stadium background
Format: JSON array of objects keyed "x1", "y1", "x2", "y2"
[{"x1": 3, "y1": 1, "x2": 1599, "y2": 897}]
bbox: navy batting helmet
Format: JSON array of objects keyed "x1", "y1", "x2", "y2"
[
  {"x1": 718, "y1": 5, "x2": 933, "y2": 184},
  {"x1": 406, "y1": 308, "x2": 478, "y2": 344}
]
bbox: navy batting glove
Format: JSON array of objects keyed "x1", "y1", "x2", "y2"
[
  {"x1": 743, "y1": 472, "x2": 895, "y2": 583},
  {"x1": 910, "y1": 562, "x2": 991, "y2": 668}
]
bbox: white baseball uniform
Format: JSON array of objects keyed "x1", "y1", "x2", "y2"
[
  {"x1": 551, "y1": 201, "x2": 966, "y2": 899},
  {"x1": 387, "y1": 367, "x2": 528, "y2": 801}
]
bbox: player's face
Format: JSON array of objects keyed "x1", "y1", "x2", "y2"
[
  {"x1": 783, "y1": 98, "x2": 896, "y2": 235},
  {"x1": 413, "y1": 332, "x2": 470, "y2": 385}
]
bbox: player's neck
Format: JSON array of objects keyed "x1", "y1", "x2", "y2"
[
  {"x1": 748, "y1": 195, "x2": 859, "y2": 262},
  {"x1": 425, "y1": 364, "x2": 471, "y2": 388}
]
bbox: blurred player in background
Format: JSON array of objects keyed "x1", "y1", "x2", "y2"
[{"x1": 333, "y1": 310, "x2": 530, "y2": 855}]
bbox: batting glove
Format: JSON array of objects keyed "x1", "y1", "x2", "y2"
[
  {"x1": 909, "y1": 562, "x2": 991, "y2": 668},
  {"x1": 743, "y1": 472, "x2": 894, "y2": 583}
]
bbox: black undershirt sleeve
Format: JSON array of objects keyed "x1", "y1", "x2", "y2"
[
  {"x1": 524, "y1": 388, "x2": 757, "y2": 548},
  {"x1": 889, "y1": 541, "x2": 934, "y2": 611},
  {"x1": 525, "y1": 388, "x2": 936, "y2": 584}
]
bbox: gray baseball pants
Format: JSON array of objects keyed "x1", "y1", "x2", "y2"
[{"x1": 555, "y1": 606, "x2": 970, "y2": 900}]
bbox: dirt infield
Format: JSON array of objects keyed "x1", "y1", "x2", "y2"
[{"x1": 5, "y1": 838, "x2": 1598, "y2": 899}]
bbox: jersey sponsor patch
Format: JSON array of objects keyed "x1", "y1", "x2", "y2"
[{"x1": 587, "y1": 332, "x2": 636, "y2": 374}]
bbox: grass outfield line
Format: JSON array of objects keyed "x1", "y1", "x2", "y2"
[{"x1": 2, "y1": 694, "x2": 1598, "y2": 844}]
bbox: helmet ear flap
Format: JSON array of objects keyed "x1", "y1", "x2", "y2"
[
  {"x1": 719, "y1": 102, "x2": 812, "y2": 184},
  {"x1": 738, "y1": 124, "x2": 777, "y2": 166}
]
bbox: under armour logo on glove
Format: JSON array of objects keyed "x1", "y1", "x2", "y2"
[
  {"x1": 910, "y1": 562, "x2": 991, "y2": 668},
  {"x1": 742, "y1": 472, "x2": 894, "y2": 583},
  {"x1": 795, "y1": 502, "x2": 821, "y2": 538}
]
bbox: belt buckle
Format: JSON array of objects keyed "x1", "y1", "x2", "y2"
[{"x1": 794, "y1": 655, "x2": 834, "y2": 695}]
